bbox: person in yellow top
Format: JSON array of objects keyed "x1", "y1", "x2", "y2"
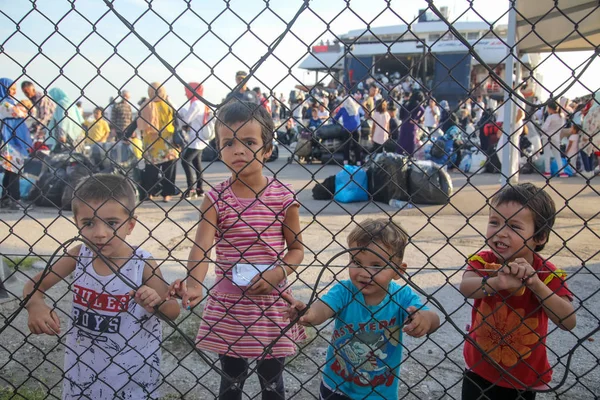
[
  {"x1": 137, "y1": 82, "x2": 180, "y2": 202},
  {"x1": 85, "y1": 107, "x2": 111, "y2": 145}
]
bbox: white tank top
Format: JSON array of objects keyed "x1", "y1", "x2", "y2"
[{"x1": 62, "y1": 245, "x2": 162, "y2": 399}]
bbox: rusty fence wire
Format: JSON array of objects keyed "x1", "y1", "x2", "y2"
[{"x1": 0, "y1": 0, "x2": 599, "y2": 399}]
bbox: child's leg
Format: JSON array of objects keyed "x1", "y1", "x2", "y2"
[
  {"x1": 219, "y1": 355, "x2": 249, "y2": 400},
  {"x1": 256, "y1": 357, "x2": 285, "y2": 400},
  {"x1": 462, "y1": 370, "x2": 537, "y2": 400}
]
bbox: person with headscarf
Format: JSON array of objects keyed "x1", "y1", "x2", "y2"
[
  {"x1": 47, "y1": 88, "x2": 85, "y2": 153},
  {"x1": 178, "y1": 82, "x2": 213, "y2": 199},
  {"x1": 0, "y1": 78, "x2": 33, "y2": 210},
  {"x1": 334, "y1": 96, "x2": 364, "y2": 165},
  {"x1": 137, "y1": 82, "x2": 179, "y2": 202},
  {"x1": 397, "y1": 91, "x2": 425, "y2": 156}
]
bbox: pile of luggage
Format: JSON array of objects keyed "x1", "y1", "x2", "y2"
[
  {"x1": 24, "y1": 141, "x2": 142, "y2": 210},
  {"x1": 313, "y1": 153, "x2": 453, "y2": 205}
]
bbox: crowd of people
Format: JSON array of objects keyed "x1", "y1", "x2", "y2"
[
  {"x1": 271, "y1": 77, "x2": 600, "y2": 179},
  {"x1": 1, "y1": 72, "x2": 598, "y2": 211},
  {"x1": 0, "y1": 77, "x2": 218, "y2": 208},
  {"x1": 20, "y1": 97, "x2": 576, "y2": 400}
]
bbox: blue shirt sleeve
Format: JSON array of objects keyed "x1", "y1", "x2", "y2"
[
  {"x1": 394, "y1": 284, "x2": 428, "y2": 324},
  {"x1": 321, "y1": 281, "x2": 352, "y2": 314}
]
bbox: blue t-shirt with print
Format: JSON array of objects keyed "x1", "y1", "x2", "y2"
[{"x1": 320, "y1": 279, "x2": 427, "y2": 399}]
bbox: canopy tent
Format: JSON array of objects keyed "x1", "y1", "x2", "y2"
[
  {"x1": 502, "y1": 0, "x2": 599, "y2": 183},
  {"x1": 516, "y1": 0, "x2": 600, "y2": 53}
]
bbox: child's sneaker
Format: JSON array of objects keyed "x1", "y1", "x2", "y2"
[
  {"x1": 559, "y1": 173, "x2": 569, "y2": 178},
  {"x1": 543, "y1": 172, "x2": 552, "y2": 178}
]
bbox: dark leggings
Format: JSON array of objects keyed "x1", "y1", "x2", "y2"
[
  {"x1": 181, "y1": 148, "x2": 203, "y2": 193},
  {"x1": 462, "y1": 371, "x2": 537, "y2": 400},
  {"x1": 142, "y1": 160, "x2": 178, "y2": 198},
  {"x1": 1, "y1": 170, "x2": 20, "y2": 202},
  {"x1": 342, "y1": 129, "x2": 361, "y2": 164},
  {"x1": 219, "y1": 355, "x2": 285, "y2": 400}
]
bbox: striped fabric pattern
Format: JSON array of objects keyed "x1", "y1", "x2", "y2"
[{"x1": 197, "y1": 177, "x2": 306, "y2": 358}]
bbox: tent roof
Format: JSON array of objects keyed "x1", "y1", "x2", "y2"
[{"x1": 516, "y1": 0, "x2": 600, "y2": 53}]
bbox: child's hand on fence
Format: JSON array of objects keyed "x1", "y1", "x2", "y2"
[
  {"x1": 130, "y1": 285, "x2": 162, "y2": 313},
  {"x1": 403, "y1": 306, "x2": 432, "y2": 338},
  {"x1": 247, "y1": 268, "x2": 284, "y2": 295},
  {"x1": 508, "y1": 258, "x2": 541, "y2": 288},
  {"x1": 168, "y1": 279, "x2": 204, "y2": 310},
  {"x1": 27, "y1": 303, "x2": 61, "y2": 335},
  {"x1": 494, "y1": 266, "x2": 525, "y2": 291},
  {"x1": 281, "y1": 292, "x2": 308, "y2": 323}
]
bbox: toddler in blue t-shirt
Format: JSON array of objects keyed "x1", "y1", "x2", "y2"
[{"x1": 284, "y1": 218, "x2": 439, "y2": 399}]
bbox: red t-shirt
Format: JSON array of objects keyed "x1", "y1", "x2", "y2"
[{"x1": 463, "y1": 250, "x2": 572, "y2": 389}]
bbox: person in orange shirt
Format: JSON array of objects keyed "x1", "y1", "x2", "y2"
[
  {"x1": 85, "y1": 107, "x2": 110, "y2": 145},
  {"x1": 460, "y1": 183, "x2": 576, "y2": 400}
]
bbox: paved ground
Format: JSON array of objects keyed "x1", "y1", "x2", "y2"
[{"x1": 0, "y1": 148, "x2": 598, "y2": 399}]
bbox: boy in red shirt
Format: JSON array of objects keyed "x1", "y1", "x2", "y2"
[{"x1": 460, "y1": 183, "x2": 576, "y2": 400}]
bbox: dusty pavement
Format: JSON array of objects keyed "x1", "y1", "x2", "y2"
[{"x1": 0, "y1": 150, "x2": 599, "y2": 399}]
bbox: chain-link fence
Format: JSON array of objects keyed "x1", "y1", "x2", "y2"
[{"x1": 0, "y1": 0, "x2": 599, "y2": 399}]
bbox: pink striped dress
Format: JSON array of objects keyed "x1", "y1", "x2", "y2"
[{"x1": 196, "y1": 177, "x2": 306, "y2": 359}]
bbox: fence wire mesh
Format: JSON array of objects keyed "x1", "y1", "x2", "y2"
[{"x1": 0, "y1": 0, "x2": 599, "y2": 399}]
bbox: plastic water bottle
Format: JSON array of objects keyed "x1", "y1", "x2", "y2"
[{"x1": 388, "y1": 199, "x2": 413, "y2": 209}]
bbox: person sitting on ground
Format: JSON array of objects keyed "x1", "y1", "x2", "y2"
[
  {"x1": 460, "y1": 183, "x2": 575, "y2": 400},
  {"x1": 24, "y1": 173, "x2": 180, "y2": 399},
  {"x1": 284, "y1": 218, "x2": 440, "y2": 400}
]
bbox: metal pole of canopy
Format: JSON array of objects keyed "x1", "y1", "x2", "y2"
[{"x1": 501, "y1": 2, "x2": 519, "y2": 184}]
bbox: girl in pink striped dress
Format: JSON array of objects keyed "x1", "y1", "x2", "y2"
[{"x1": 169, "y1": 101, "x2": 305, "y2": 399}]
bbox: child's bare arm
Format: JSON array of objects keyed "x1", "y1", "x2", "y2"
[
  {"x1": 169, "y1": 196, "x2": 218, "y2": 308},
  {"x1": 248, "y1": 203, "x2": 304, "y2": 295},
  {"x1": 136, "y1": 259, "x2": 180, "y2": 321},
  {"x1": 23, "y1": 245, "x2": 80, "y2": 335},
  {"x1": 282, "y1": 293, "x2": 335, "y2": 326},
  {"x1": 282, "y1": 204, "x2": 304, "y2": 270}
]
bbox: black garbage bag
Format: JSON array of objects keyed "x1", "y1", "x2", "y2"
[
  {"x1": 202, "y1": 138, "x2": 219, "y2": 162},
  {"x1": 316, "y1": 123, "x2": 345, "y2": 140},
  {"x1": 30, "y1": 152, "x2": 94, "y2": 209},
  {"x1": 406, "y1": 160, "x2": 453, "y2": 205},
  {"x1": 312, "y1": 175, "x2": 336, "y2": 200},
  {"x1": 367, "y1": 153, "x2": 409, "y2": 203}
]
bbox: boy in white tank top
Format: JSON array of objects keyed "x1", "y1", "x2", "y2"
[{"x1": 23, "y1": 174, "x2": 180, "y2": 399}]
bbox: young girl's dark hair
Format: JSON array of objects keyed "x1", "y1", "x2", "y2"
[
  {"x1": 215, "y1": 101, "x2": 274, "y2": 153},
  {"x1": 490, "y1": 183, "x2": 556, "y2": 251},
  {"x1": 375, "y1": 99, "x2": 388, "y2": 113}
]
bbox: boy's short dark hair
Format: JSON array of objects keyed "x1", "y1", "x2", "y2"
[
  {"x1": 490, "y1": 183, "x2": 556, "y2": 252},
  {"x1": 347, "y1": 218, "x2": 409, "y2": 264},
  {"x1": 93, "y1": 107, "x2": 103, "y2": 113},
  {"x1": 387, "y1": 102, "x2": 397, "y2": 111},
  {"x1": 215, "y1": 101, "x2": 274, "y2": 153},
  {"x1": 547, "y1": 101, "x2": 559, "y2": 111},
  {"x1": 21, "y1": 81, "x2": 34, "y2": 90},
  {"x1": 72, "y1": 174, "x2": 137, "y2": 217}
]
